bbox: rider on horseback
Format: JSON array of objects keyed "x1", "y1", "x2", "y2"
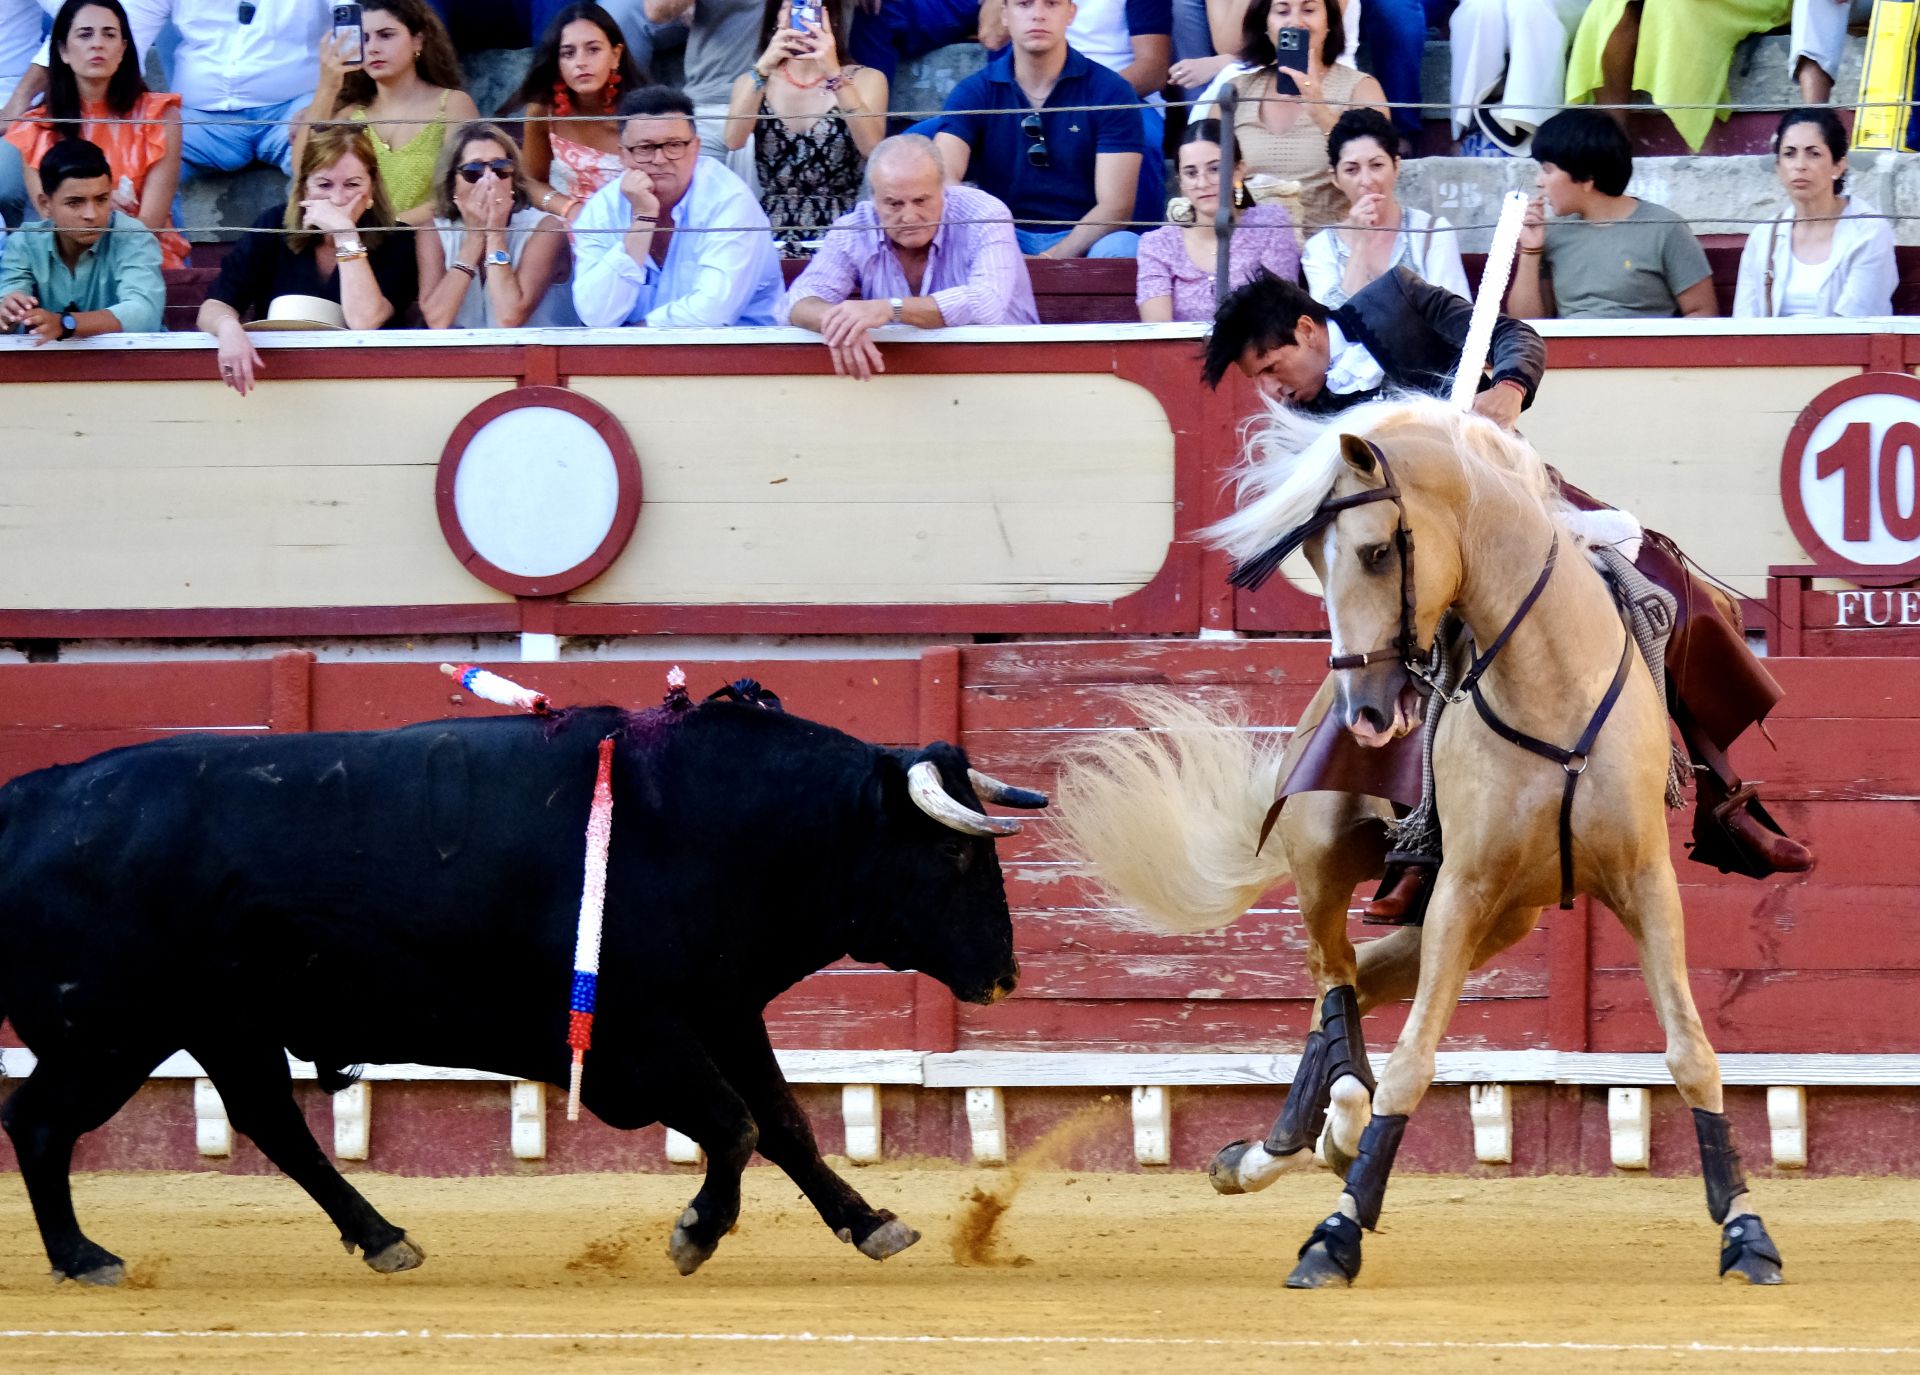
[{"x1": 1203, "y1": 269, "x2": 1814, "y2": 924}]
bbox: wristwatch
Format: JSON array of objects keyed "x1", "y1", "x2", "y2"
[
  {"x1": 888, "y1": 296, "x2": 904, "y2": 324},
  {"x1": 58, "y1": 312, "x2": 77, "y2": 340},
  {"x1": 485, "y1": 249, "x2": 511, "y2": 269}
]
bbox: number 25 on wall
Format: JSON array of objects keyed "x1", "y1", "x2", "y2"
[{"x1": 1783, "y1": 376, "x2": 1920, "y2": 577}]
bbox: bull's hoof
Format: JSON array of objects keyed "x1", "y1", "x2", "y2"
[
  {"x1": 839, "y1": 1214, "x2": 921, "y2": 1261},
  {"x1": 1285, "y1": 1213, "x2": 1363, "y2": 1290},
  {"x1": 363, "y1": 1235, "x2": 427, "y2": 1274},
  {"x1": 668, "y1": 1206, "x2": 719, "y2": 1277},
  {"x1": 1720, "y1": 1215, "x2": 1784, "y2": 1286},
  {"x1": 1209, "y1": 1139, "x2": 1308, "y2": 1195},
  {"x1": 55, "y1": 1241, "x2": 126, "y2": 1286}
]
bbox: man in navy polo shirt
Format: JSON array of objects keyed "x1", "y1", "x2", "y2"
[{"x1": 933, "y1": 0, "x2": 1149, "y2": 260}]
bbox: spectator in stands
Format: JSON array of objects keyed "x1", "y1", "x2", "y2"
[
  {"x1": 4, "y1": 0, "x2": 185, "y2": 267},
  {"x1": 419, "y1": 120, "x2": 576, "y2": 327},
  {"x1": 847, "y1": 0, "x2": 976, "y2": 84},
  {"x1": 1207, "y1": 0, "x2": 1387, "y2": 236},
  {"x1": 1567, "y1": 0, "x2": 1792, "y2": 152},
  {"x1": 0, "y1": 134, "x2": 161, "y2": 336},
  {"x1": 1137, "y1": 118, "x2": 1297, "y2": 322},
  {"x1": 722, "y1": 0, "x2": 886, "y2": 256},
  {"x1": 641, "y1": 0, "x2": 763, "y2": 184},
  {"x1": 1355, "y1": 0, "x2": 1441, "y2": 153},
  {"x1": 198, "y1": 122, "x2": 416, "y2": 392},
  {"x1": 5, "y1": 0, "x2": 333, "y2": 181},
  {"x1": 0, "y1": 0, "x2": 55, "y2": 228},
  {"x1": 571, "y1": 85, "x2": 783, "y2": 325},
  {"x1": 295, "y1": 0, "x2": 477, "y2": 224},
  {"x1": 782, "y1": 134, "x2": 1036, "y2": 375},
  {"x1": 1735, "y1": 108, "x2": 1895, "y2": 318},
  {"x1": 504, "y1": 3, "x2": 648, "y2": 224},
  {"x1": 983, "y1": 0, "x2": 1171, "y2": 119},
  {"x1": 933, "y1": 0, "x2": 1146, "y2": 259},
  {"x1": 1172, "y1": 0, "x2": 1355, "y2": 101},
  {"x1": 1302, "y1": 107, "x2": 1465, "y2": 307},
  {"x1": 1507, "y1": 108, "x2": 1716, "y2": 319},
  {"x1": 1449, "y1": 0, "x2": 1584, "y2": 156},
  {"x1": 1791, "y1": 0, "x2": 1870, "y2": 107}
]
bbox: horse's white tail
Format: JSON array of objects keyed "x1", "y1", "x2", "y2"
[{"x1": 1054, "y1": 690, "x2": 1293, "y2": 934}]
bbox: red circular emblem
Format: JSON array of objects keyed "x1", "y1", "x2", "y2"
[{"x1": 1781, "y1": 372, "x2": 1920, "y2": 580}]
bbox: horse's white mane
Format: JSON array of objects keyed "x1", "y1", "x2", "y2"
[{"x1": 1203, "y1": 393, "x2": 1563, "y2": 566}]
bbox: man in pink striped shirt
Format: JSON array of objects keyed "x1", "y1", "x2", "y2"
[{"x1": 780, "y1": 134, "x2": 1038, "y2": 380}]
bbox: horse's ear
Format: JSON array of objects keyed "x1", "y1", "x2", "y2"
[{"x1": 1338, "y1": 434, "x2": 1377, "y2": 476}]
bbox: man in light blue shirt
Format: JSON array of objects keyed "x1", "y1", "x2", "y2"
[
  {"x1": 0, "y1": 137, "x2": 163, "y2": 338},
  {"x1": 571, "y1": 86, "x2": 783, "y2": 329}
]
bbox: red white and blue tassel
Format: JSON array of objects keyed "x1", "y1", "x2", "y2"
[
  {"x1": 566, "y1": 736, "x2": 616, "y2": 1121},
  {"x1": 440, "y1": 662, "x2": 552, "y2": 715}
]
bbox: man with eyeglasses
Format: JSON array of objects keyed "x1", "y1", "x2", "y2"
[
  {"x1": 571, "y1": 85, "x2": 783, "y2": 328},
  {"x1": 0, "y1": 0, "x2": 330, "y2": 180},
  {"x1": 932, "y1": 0, "x2": 1150, "y2": 260}
]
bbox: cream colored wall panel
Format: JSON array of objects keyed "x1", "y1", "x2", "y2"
[{"x1": 1522, "y1": 365, "x2": 1852, "y2": 596}]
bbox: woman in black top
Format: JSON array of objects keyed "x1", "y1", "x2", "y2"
[{"x1": 198, "y1": 122, "x2": 418, "y2": 395}]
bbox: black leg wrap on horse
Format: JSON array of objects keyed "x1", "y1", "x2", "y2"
[
  {"x1": 1296, "y1": 1211, "x2": 1365, "y2": 1281},
  {"x1": 1693, "y1": 1108, "x2": 1750, "y2": 1224},
  {"x1": 1342, "y1": 1112, "x2": 1409, "y2": 1231},
  {"x1": 1264, "y1": 1027, "x2": 1330, "y2": 1156},
  {"x1": 1319, "y1": 984, "x2": 1377, "y2": 1096},
  {"x1": 1719, "y1": 1213, "x2": 1784, "y2": 1280}
]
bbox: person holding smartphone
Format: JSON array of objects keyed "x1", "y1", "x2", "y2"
[{"x1": 1204, "y1": 0, "x2": 1385, "y2": 237}]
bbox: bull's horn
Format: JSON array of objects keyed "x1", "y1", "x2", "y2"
[
  {"x1": 908, "y1": 761, "x2": 1021, "y2": 837},
  {"x1": 968, "y1": 768, "x2": 1049, "y2": 810}
]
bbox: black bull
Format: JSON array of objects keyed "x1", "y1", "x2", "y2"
[{"x1": 0, "y1": 697, "x2": 1043, "y2": 1283}]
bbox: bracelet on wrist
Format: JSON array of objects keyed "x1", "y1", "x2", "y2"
[
  {"x1": 749, "y1": 66, "x2": 768, "y2": 89},
  {"x1": 631, "y1": 213, "x2": 659, "y2": 225},
  {"x1": 450, "y1": 261, "x2": 478, "y2": 280},
  {"x1": 1519, "y1": 245, "x2": 1544, "y2": 255}
]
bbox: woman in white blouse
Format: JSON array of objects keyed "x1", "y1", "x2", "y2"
[
  {"x1": 1301, "y1": 107, "x2": 1469, "y2": 308},
  {"x1": 1735, "y1": 107, "x2": 1897, "y2": 319}
]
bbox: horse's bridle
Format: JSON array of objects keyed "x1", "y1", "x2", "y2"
[{"x1": 1230, "y1": 437, "x2": 1633, "y2": 910}]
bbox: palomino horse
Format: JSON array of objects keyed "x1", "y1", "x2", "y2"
[{"x1": 1057, "y1": 398, "x2": 1784, "y2": 1288}]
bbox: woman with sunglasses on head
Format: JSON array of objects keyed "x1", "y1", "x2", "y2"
[
  {"x1": 503, "y1": 3, "x2": 649, "y2": 226},
  {"x1": 5, "y1": 0, "x2": 187, "y2": 268},
  {"x1": 1302, "y1": 106, "x2": 1466, "y2": 308},
  {"x1": 296, "y1": 0, "x2": 477, "y2": 225},
  {"x1": 1136, "y1": 119, "x2": 1298, "y2": 322},
  {"x1": 1204, "y1": 0, "x2": 1386, "y2": 237},
  {"x1": 722, "y1": 0, "x2": 886, "y2": 257},
  {"x1": 1734, "y1": 107, "x2": 1895, "y2": 319},
  {"x1": 418, "y1": 120, "x2": 577, "y2": 328}
]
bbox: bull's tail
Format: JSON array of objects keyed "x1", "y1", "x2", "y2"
[{"x1": 1054, "y1": 689, "x2": 1293, "y2": 934}]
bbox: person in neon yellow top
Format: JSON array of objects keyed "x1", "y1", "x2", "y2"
[{"x1": 294, "y1": 0, "x2": 479, "y2": 224}]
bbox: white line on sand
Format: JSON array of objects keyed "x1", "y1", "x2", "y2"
[{"x1": 0, "y1": 1331, "x2": 1914, "y2": 1357}]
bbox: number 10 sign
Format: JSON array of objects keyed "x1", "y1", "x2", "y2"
[{"x1": 1782, "y1": 373, "x2": 1920, "y2": 578}]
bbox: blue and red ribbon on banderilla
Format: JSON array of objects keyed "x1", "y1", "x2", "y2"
[{"x1": 441, "y1": 662, "x2": 687, "y2": 1121}]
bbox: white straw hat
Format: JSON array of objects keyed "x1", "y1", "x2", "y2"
[{"x1": 244, "y1": 294, "x2": 349, "y2": 331}]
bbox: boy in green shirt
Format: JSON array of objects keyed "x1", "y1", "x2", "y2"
[{"x1": 0, "y1": 137, "x2": 163, "y2": 341}]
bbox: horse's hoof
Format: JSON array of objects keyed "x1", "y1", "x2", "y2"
[
  {"x1": 1317, "y1": 1123, "x2": 1356, "y2": 1178},
  {"x1": 64, "y1": 1260, "x2": 127, "y2": 1287},
  {"x1": 668, "y1": 1206, "x2": 718, "y2": 1276},
  {"x1": 1285, "y1": 1243, "x2": 1354, "y2": 1289},
  {"x1": 1720, "y1": 1215, "x2": 1784, "y2": 1286},
  {"x1": 363, "y1": 1236, "x2": 426, "y2": 1274},
  {"x1": 841, "y1": 1216, "x2": 921, "y2": 1261},
  {"x1": 1210, "y1": 1138, "x2": 1309, "y2": 1194}
]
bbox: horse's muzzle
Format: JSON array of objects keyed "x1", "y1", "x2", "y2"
[{"x1": 1344, "y1": 676, "x2": 1426, "y2": 748}]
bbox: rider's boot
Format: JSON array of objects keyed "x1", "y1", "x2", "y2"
[{"x1": 1362, "y1": 859, "x2": 1437, "y2": 926}]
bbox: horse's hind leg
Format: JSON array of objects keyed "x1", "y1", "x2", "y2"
[
  {"x1": 1, "y1": 1046, "x2": 166, "y2": 1283},
  {"x1": 192, "y1": 1043, "x2": 422, "y2": 1273},
  {"x1": 1610, "y1": 868, "x2": 1784, "y2": 1285}
]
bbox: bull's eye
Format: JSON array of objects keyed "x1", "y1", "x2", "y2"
[
  {"x1": 1360, "y1": 542, "x2": 1393, "y2": 573},
  {"x1": 939, "y1": 838, "x2": 972, "y2": 871}
]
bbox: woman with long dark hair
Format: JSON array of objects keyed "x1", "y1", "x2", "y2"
[
  {"x1": 295, "y1": 0, "x2": 478, "y2": 223},
  {"x1": 502, "y1": 3, "x2": 649, "y2": 224},
  {"x1": 3, "y1": 0, "x2": 186, "y2": 268}
]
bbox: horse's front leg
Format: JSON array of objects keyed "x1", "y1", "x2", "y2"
[
  {"x1": 1608, "y1": 865, "x2": 1784, "y2": 1284},
  {"x1": 1210, "y1": 792, "x2": 1385, "y2": 1195},
  {"x1": 1286, "y1": 884, "x2": 1522, "y2": 1288}
]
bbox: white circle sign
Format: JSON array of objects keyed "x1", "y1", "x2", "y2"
[
  {"x1": 1787, "y1": 385, "x2": 1920, "y2": 571},
  {"x1": 451, "y1": 406, "x2": 621, "y2": 579}
]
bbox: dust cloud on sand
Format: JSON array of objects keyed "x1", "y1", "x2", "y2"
[{"x1": 950, "y1": 1099, "x2": 1124, "y2": 1266}]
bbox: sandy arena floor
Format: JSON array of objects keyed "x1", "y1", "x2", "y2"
[{"x1": 1, "y1": 1164, "x2": 1917, "y2": 1374}]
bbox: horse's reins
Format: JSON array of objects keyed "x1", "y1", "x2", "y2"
[{"x1": 1231, "y1": 439, "x2": 1633, "y2": 909}]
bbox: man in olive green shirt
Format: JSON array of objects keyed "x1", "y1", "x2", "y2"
[{"x1": 0, "y1": 138, "x2": 164, "y2": 342}]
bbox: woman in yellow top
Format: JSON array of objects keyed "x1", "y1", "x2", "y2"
[
  {"x1": 1205, "y1": 0, "x2": 1386, "y2": 238},
  {"x1": 295, "y1": 0, "x2": 478, "y2": 224}
]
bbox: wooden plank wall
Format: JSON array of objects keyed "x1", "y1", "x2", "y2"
[{"x1": 1, "y1": 648, "x2": 1915, "y2": 1061}]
